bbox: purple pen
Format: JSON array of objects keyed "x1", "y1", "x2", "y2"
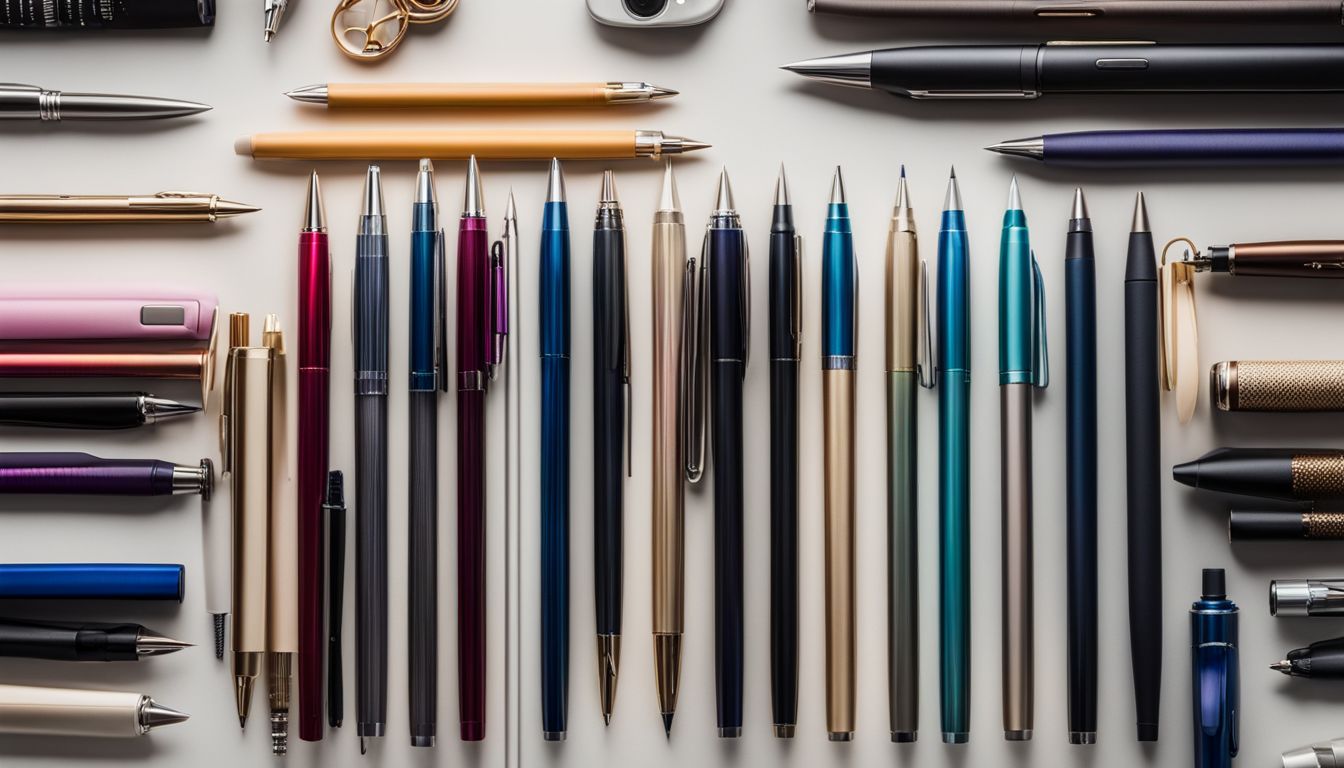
[{"x1": 0, "y1": 453, "x2": 212, "y2": 497}]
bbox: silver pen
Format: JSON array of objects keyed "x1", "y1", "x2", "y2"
[
  {"x1": 264, "y1": 0, "x2": 289, "y2": 41},
  {"x1": 0, "y1": 84, "x2": 210, "y2": 121},
  {"x1": 502, "y1": 191, "x2": 522, "y2": 768}
]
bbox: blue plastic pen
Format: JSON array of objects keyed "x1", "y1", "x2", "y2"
[
  {"x1": 540, "y1": 158, "x2": 572, "y2": 742},
  {"x1": 936, "y1": 168, "x2": 971, "y2": 744},
  {"x1": 1192, "y1": 568, "x2": 1239, "y2": 768},
  {"x1": 0, "y1": 563, "x2": 185, "y2": 601}
]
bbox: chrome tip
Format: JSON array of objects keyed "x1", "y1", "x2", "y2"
[
  {"x1": 774, "y1": 163, "x2": 790, "y2": 206},
  {"x1": 986, "y1": 136, "x2": 1045, "y2": 161},
  {"x1": 284, "y1": 84, "x2": 329, "y2": 105},
  {"x1": 1211, "y1": 361, "x2": 1232, "y2": 411},
  {"x1": 547, "y1": 158, "x2": 566, "y2": 203},
  {"x1": 649, "y1": 85, "x2": 679, "y2": 100},
  {"x1": 1270, "y1": 579, "x2": 1312, "y2": 617},
  {"x1": 600, "y1": 169, "x2": 618, "y2": 204},
  {"x1": 943, "y1": 168, "x2": 962, "y2": 212},
  {"x1": 215, "y1": 200, "x2": 261, "y2": 218},
  {"x1": 1271, "y1": 660, "x2": 1292, "y2": 674},
  {"x1": 303, "y1": 170, "x2": 327, "y2": 231},
  {"x1": 504, "y1": 189, "x2": 517, "y2": 220},
  {"x1": 781, "y1": 52, "x2": 873, "y2": 88},
  {"x1": 415, "y1": 159, "x2": 437, "y2": 205},
  {"x1": 137, "y1": 631, "x2": 193, "y2": 657},
  {"x1": 829, "y1": 166, "x2": 846, "y2": 205},
  {"x1": 1007, "y1": 175, "x2": 1022, "y2": 210},
  {"x1": 714, "y1": 167, "x2": 736, "y2": 212},
  {"x1": 1071, "y1": 187, "x2": 1089, "y2": 220},
  {"x1": 142, "y1": 395, "x2": 199, "y2": 424},
  {"x1": 894, "y1": 166, "x2": 910, "y2": 211},
  {"x1": 361, "y1": 165, "x2": 385, "y2": 218},
  {"x1": 463, "y1": 156, "x2": 484, "y2": 216},
  {"x1": 1131, "y1": 192, "x2": 1151, "y2": 233},
  {"x1": 658, "y1": 161, "x2": 681, "y2": 212},
  {"x1": 142, "y1": 700, "x2": 190, "y2": 731}
]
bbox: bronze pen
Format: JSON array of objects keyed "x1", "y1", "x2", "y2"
[
  {"x1": 0, "y1": 193, "x2": 258, "y2": 223},
  {"x1": 264, "y1": 317, "x2": 297, "y2": 754}
]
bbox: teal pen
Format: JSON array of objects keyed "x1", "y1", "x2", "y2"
[
  {"x1": 998, "y1": 176, "x2": 1048, "y2": 742},
  {"x1": 936, "y1": 169, "x2": 971, "y2": 744}
]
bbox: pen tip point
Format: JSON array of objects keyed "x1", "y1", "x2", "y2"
[
  {"x1": 899, "y1": 163, "x2": 906, "y2": 178},
  {"x1": 239, "y1": 715, "x2": 247, "y2": 729},
  {"x1": 360, "y1": 738, "x2": 368, "y2": 755},
  {"x1": 603, "y1": 713, "x2": 612, "y2": 726}
]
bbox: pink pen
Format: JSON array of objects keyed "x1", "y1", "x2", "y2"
[
  {"x1": 297, "y1": 172, "x2": 332, "y2": 742},
  {"x1": 0, "y1": 287, "x2": 217, "y2": 343}
]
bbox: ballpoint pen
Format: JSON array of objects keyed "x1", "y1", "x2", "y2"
[
  {"x1": 811, "y1": 0, "x2": 1344, "y2": 20},
  {"x1": 700, "y1": 167, "x2": 749, "y2": 740},
  {"x1": 0, "y1": 685, "x2": 189, "y2": 737},
  {"x1": 235, "y1": 129, "x2": 711, "y2": 161},
  {"x1": 0, "y1": 618, "x2": 189, "y2": 661},
  {"x1": 286, "y1": 81, "x2": 679, "y2": 108},
  {"x1": 988, "y1": 128, "x2": 1344, "y2": 168},
  {"x1": 1285, "y1": 737, "x2": 1344, "y2": 768},
  {"x1": 784, "y1": 43, "x2": 1344, "y2": 99},
  {"x1": 769, "y1": 165, "x2": 801, "y2": 740},
  {"x1": 1273, "y1": 579, "x2": 1344, "y2": 616},
  {"x1": 354, "y1": 164, "x2": 391, "y2": 754},
  {"x1": 1230, "y1": 508, "x2": 1344, "y2": 541},
  {"x1": 1175, "y1": 448, "x2": 1344, "y2": 500},
  {"x1": 821, "y1": 167, "x2": 855, "y2": 742},
  {"x1": 0, "y1": 564, "x2": 185, "y2": 601},
  {"x1": 297, "y1": 170, "x2": 331, "y2": 743},
  {"x1": 1272, "y1": 636, "x2": 1344, "y2": 679},
  {"x1": 265, "y1": 317, "x2": 296, "y2": 755},
  {"x1": 0, "y1": 287, "x2": 216, "y2": 343},
  {"x1": 541, "y1": 158, "x2": 573, "y2": 742},
  {"x1": 0, "y1": 453, "x2": 211, "y2": 496},
  {"x1": 1125, "y1": 192, "x2": 1162, "y2": 743},
  {"x1": 651, "y1": 161, "x2": 693, "y2": 738},
  {"x1": 593, "y1": 169, "x2": 630, "y2": 726},
  {"x1": 502, "y1": 189, "x2": 523, "y2": 768},
  {"x1": 1191, "y1": 569, "x2": 1239, "y2": 768},
  {"x1": 409, "y1": 158, "x2": 447, "y2": 748},
  {"x1": 264, "y1": 0, "x2": 288, "y2": 40},
  {"x1": 224, "y1": 312, "x2": 276, "y2": 731},
  {"x1": 0, "y1": 0, "x2": 216, "y2": 28},
  {"x1": 999, "y1": 176, "x2": 1048, "y2": 742},
  {"x1": 0, "y1": 394, "x2": 197, "y2": 430},
  {"x1": 936, "y1": 167, "x2": 971, "y2": 745},
  {"x1": 1213, "y1": 361, "x2": 1344, "y2": 412},
  {"x1": 1065, "y1": 189, "x2": 1097, "y2": 746},
  {"x1": 457, "y1": 156, "x2": 502, "y2": 743},
  {"x1": 1186, "y1": 241, "x2": 1344, "y2": 278},
  {"x1": 325, "y1": 471, "x2": 346, "y2": 729},
  {"x1": 0, "y1": 193, "x2": 258, "y2": 223},
  {"x1": 0, "y1": 83, "x2": 209, "y2": 121},
  {"x1": 0, "y1": 350, "x2": 216, "y2": 399}
]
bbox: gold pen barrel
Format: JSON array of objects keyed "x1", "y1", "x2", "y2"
[
  {"x1": 327, "y1": 82, "x2": 615, "y2": 108},
  {"x1": 885, "y1": 217, "x2": 919, "y2": 373},
  {"x1": 239, "y1": 130, "x2": 697, "y2": 161},
  {"x1": 263, "y1": 317, "x2": 295, "y2": 753},
  {"x1": 0, "y1": 193, "x2": 239, "y2": 222},
  {"x1": 822, "y1": 368, "x2": 856, "y2": 739}
]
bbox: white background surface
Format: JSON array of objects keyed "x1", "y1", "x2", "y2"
[{"x1": 4, "y1": 3, "x2": 1344, "y2": 767}]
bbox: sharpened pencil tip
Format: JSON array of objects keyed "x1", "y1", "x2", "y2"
[{"x1": 663, "y1": 713, "x2": 674, "y2": 736}]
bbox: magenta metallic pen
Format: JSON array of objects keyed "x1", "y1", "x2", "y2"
[{"x1": 0, "y1": 453, "x2": 212, "y2": 497}]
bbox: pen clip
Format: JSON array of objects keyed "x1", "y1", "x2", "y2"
[
  {"x1": 682, "y1": 237, "x2": 709, "y2": 484},
  {"x1": 434, "y1": 228, "x2": 447, "y2": 391},
  {"x1": 791, "y1": 234, "x2": 803, "y2": 356},
  {"x1": 917, "y1": 259, "x2": 935, "y2": 388},
  {"x1": 741, "y1": 233, "x2": 752, "y2": 374},
  {"x1": 1030, "y1": 253, "x2": 1049, "y2": 389},
  {"x1": 622, "y1": 242, "x2": 633, "y2": 480},
  {"x1": 1161, "y1": 237, "x2": 1201, "y2": 423}
]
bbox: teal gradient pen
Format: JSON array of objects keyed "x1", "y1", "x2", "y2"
[
  {"x1": 999, "y1": 176, "x2": 1048, "y2": 742},
  {"x1": 936, "y1": 168, "x2": 971, "y2": 744}
]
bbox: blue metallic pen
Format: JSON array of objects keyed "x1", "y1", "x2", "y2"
[
  {"x1": 540, "y1": 158, "x2": 572, "y2": 742},
  {"x1": 1191, "y1": 568, "x2": 1239, "y2": 768},
  {"x1": 999, "y1": 175, "x2": 1047, "y2": 742},
  {"x1": 821, "y1": 167, "x2": 856, "y2": 741},
  {"x1": 409, "y1": 159, "x2": 446, "y2": 748},
  {"x1": 0, "y1": 563, "x2": 184, "y2": 601},
  {"x1": 989, "y1": 127, "x2": 1344, "y2": 168},
  {"x1": 936, "y1": 168, "x2": 971, "y2": 745}
]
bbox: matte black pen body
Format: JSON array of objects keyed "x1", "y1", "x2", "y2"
[
  {"x1": 1275, "y1": 636, "x2": 1344, "y2": 679},
  {"x1": 768, "y1": 169, "x2": 800, "y2": 738},
  {"x1": 325, "y1": 471, "x2": 346, "y2": 729},
  {"x1": 0, "y1": 394, "x2": 195, "y2": 430},
  {"x1": 593, "y1": 171, "x2": 628, "y2": 724},
  {"x1": 0, "y1": 618, "x2": 185, "y2": 662},
  {"x1": 1124, "y1": 194, "x2": 1162, "y2": 742},
  {"x1": 1174, "y1": 448, "x2": 1344, "y2": 500}
]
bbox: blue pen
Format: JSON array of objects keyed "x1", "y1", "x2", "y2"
[
  {"x1": 1192, "y1": 568, "x2": 1239, "y2": 768},
  {"x1": 999, "y1": 176, "x2": 1047, "y2": 742},
  {"x1": 0, "y1": 563, "x2": 184, "y2": 601},
  {"x1": 936, "y1": 168, "x2": 971, "y2": 744},
  {"x1": 540, "y1": 158, "x2": 571, "y2": 742},
  {"x1": 409, "y1": 159, "x2": 446, "y2": 747}
]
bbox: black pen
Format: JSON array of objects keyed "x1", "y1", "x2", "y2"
[
  {"x1": 784, "y1": 43, "x2": 1344, "y2": 99},
  {"x1": 769, "y1": 165, "x2": 801, "y2": 739},
  {"x1": 593, "y1": 170, "x2": 630, "y2": 726},
  {"x1": 0, "y1": 618, "x2": 190, "y2": 661},
  {"x1": 1273, "y1": 636, "x2": 1344, "y2": 679},
  {"x1": 1174, "y1": 448, "x2": 1344, "y2": 501},
  {"x1": 326, "y1": 471, "x2": 346, "y2": 729},
  {"x1": 1124, "y1": 193, "x2": 1162, "y2": 742},
  {"x1": 0, "y1": 393, "x2": 198, "y2": 430}
]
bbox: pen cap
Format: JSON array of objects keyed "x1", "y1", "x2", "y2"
[
  {"x1": 0, "y1": 685, "x2": 147, "y2": 738},
  {"x1": 1202, "y1": 568, "x2": 1226, "y2": 600}
]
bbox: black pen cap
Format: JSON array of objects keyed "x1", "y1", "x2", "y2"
[
  {"x1": 1228, "y1": 509, "x2": 1309, "y2": 541},
  {"x1": 113, "y1": 0, "x2": 215, "y2": 28},
  {"x1": 1202, "y1": 568, "x2": 1227, "y2": 600}
]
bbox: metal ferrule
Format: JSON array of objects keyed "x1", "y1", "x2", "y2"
[
  {"x1": 171, "y1": 459, "x2": 213, "y2": 497},
  {"x1": 1271, "y1": 579, "x2": 1344, "y2": 616},
  {"x1": 1211, "y1": 360, "x2": 1344, "y2": 412},
  {"x1": 998, "y1": 208, "x2": 1049, "y2": 388},
  {"x1": 1212, "y1": 361, "x2": 1234, "y2": 411},
  {"x1": 822, "y1": 202, "x2": 857, "y2": 367}
]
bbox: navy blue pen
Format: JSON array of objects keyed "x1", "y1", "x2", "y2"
[
  {"x1": 1065, "y1": 189, "x2": 1097, "y2": 745},
  {"x1": 989, "y1": 128, "x2": 1344, "y2": 168},
  {"x1": 1191, "y1": 568, "x2": 1239, "y2": 768},
  {"x1": 0, "y1": 564, "x2": 184, "y2": 601},
  {"x1": 540, "y1": 158, "x2": 572, "y2": 742}
]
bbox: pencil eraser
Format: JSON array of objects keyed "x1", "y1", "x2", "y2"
[{"x1": 233, "y1": 137, "x2": 251, "y2": 156}]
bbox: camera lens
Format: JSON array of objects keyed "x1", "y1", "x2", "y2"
[{"x1": 624, "y1": 0, "x2": 667, "y2": 18}]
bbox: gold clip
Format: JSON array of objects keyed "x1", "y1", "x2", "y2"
[{"x1": 1160, "y1": 237, "x2": 1200, "y2": 424}]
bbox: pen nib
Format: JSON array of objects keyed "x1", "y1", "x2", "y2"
[
  {"x1": 1271, "y1": 660, "x2": 1292, "y2": 674},
  {"x1": 136, "y1": 631, "x2": 193, "y2": 657},
  {"x1": 829, "y1": 166, "x2": 846, "y2": 205},
  {"x1": 1131, "y1": 192, "x2": 1151, "y2": 233},
  {"x1": 773, "y1": 163, "x2": 790, "y2": 206}
]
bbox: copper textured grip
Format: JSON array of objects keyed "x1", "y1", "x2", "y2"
[
  {"x1": 1305, "y1": 512, "x2": 1344, "y2": 538},
  {"x1": 1292, "y1": 454, "x2": 1344, "y2": 497},
  {"x1": 1213, "y1": 360, "x2": 1344, "y2": 412}
]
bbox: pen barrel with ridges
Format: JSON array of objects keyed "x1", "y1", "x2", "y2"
[
  {"x1": 354, "y1": 395, "x2": 387, "y2": 737},
  {"x1": 0, "y1": 455, "x2": 186, "y2": 495},
  {"x1": 0, "y1": 396, "x2": 146, "y2": 429},
  {"x1": 1216, "y1": 360, "x2": 1344, "y2": 411},
  {"x1": 0, "y1": 621, "x2": 142, "y2": 662},
  {"x1": 1219, "y1": 241, "x2": 1344, "y2": 278},
  {"x1": 887, "y1": 371, "x2": 918, "y2": 738},
  {"x1": 297, "y1": 228, "x2": 331, "y2": 742},
  {"x1": 0, "y1": 0, "x2": 217, "y2": 28},
  {"x1": 1001, "y1": 383, "x2": 1035, "y2": 738},
  {"x1": 1046, "y1": 129, "x2": 1344, "y2": 167},
  {"x1": 593, "y1": 224, "x2": 625, "y2": 640},
  {"x1": 408, "y1": 392, "x2": 437, "y2": 746},
  {"x1": 1066, "y1": 224, "x2": 1098, "y2": 741},
  {"x1": 1124, "y1": 229, "x2": 1162, "y2": 742}
]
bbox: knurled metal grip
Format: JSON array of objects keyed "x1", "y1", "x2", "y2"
[
  {"x1": 1212, "y1": 360, "x2": 1344, "y2": 412},
  {"x1": 1292, "y1": 454, "x2": 1344, "y2": 497}
]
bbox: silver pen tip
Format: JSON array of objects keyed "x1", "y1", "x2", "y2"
[
  {"x1": 1271, "y1": 660, "x2": 1292, "y2": 674},
  {"x1": 658, "y1": 161, "x2": 681, "y2": 212},
  {"x1": 986, "y1": 137, "x2": 1045, "y2": 161},
  {"x1": 505, "y1": 189, "x2": 517, "y2": 220},
  {"x1": 649, "y1": 85, "x2": 680, "y2": 100},
  {"x1": 780, "y1": 52, "x2": 874, "y2": 88},
  {"x1": 1071, "y1": 188, "x2": 1089, "y2": 220},
  {"x1": 463, "y1": 156, "x2": 485, "y2": 216},
  {"x1": 943, "y1": 170, "x2": 962, "y2": 212},
  {"x1": 304, "y1": 170, "x2": 327, "y2": 231},
  {"x1": 774, "y1": 163, "x2": 790, "y2": 206},
  {"x1": 600, "y1": 170, "x2": 618, "y2": 204},
  {"x1": 829, "y1": 166, "x2": 846, "y2": 205},
  {"x1": 361, "y1": 165, "x2": 385, "y2": 217},
  {"x1": 1007, "y1": 175, "x2": 1022, "y2": 210},
  {"x1": 285, "y1": 84, "x2": 329, "y2": 105},
  {"x1": 416, "y1": 158, "x2": 437, "y2": 205},
  {"x1": 714, "y1": 167, "x2": 736, "y2": 212},
  {"x1": 141, "y1": 700, "x2": 191, "y2": 731},
  {"x1": 137, "y1": 632, "x2": 193, "y2": 657},
  {"x1": 1131, "y1": 192, "x2": 1151, "y2": 233},
  {"x1": 894, "y1": 167, "x2": 910, "y2": 210},
  {"x1": 547, "y1": 158, "x2": 567, "y2": 203}
]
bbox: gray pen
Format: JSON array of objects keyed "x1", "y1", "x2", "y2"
[
  {"x1": 0, "y1": 84, "x2": 210, "y2": 121},
  {"x1": 354, "y1": 165, "x2": 390, "y2": 755}
]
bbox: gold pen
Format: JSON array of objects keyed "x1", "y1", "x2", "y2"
[
  {"x1": 235, "y1": 130, "x2": 710, "y2": 162},
  {"x1": 0, "y1": 192, "x2": 259, "y2": 223},
  {"x1": 285, "y1": 81, "x2": 679, "y2": 108},
  {"x1": 224, "y1": 313, "x2": 276, "y2": 729},
  {"x1": 263, "y1": 316, "x2": 296, "y2": 754}
]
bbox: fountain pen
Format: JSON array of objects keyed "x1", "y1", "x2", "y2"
[
  {"x1": 1272, "y1": 636, "x2": 1344, "y2": 679},
  {"x1": 0, "y1": 83, "x2": 210, "y2": 121},
  {"x1": 0, "y1": 618, "x2": 190, "y2": 661}
]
